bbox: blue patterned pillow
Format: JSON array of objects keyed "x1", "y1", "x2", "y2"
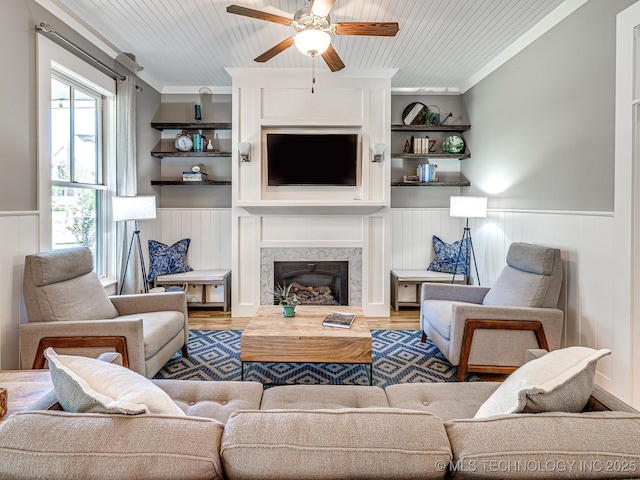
[
  {"x1": 427, "y1": 235, "x2": 470, "y2": 275},
  {"x1": 147, "y1": 239, "x2": 193, "y2": 282}
]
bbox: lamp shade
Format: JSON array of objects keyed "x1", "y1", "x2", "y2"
[
  {"x1": 294, "y1": 29, "x2": 331, "y2": 56},
  {"x1": 112, "y1": 195, "x2": 157, "y2": 222},
  {"x1": 449, "y1": 196, "x2": 487, "y2": 218}
]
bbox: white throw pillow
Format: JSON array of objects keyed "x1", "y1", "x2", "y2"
[
  {"x1": 474, "y1": 346, "x2": 610, "y2": 419},
  {"x1": 44, "y1": 347, "x2": 185, "y2": 416}
]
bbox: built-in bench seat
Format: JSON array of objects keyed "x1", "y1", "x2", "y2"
[{"x1": 155, "y1": 270, "x2": 230, "y2": 311}]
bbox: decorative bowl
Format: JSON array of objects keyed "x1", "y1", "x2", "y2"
[{"x1": 442, "y1": 135, "x2": 465, "y2": 154}]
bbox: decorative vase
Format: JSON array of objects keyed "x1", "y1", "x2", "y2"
[{"x1": 282, "y1": 305, "x2": 296, "y2": 317}]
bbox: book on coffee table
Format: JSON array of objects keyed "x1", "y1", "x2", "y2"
[{"x1": 323, "y1": 312, "x2": 357, "y2": 329}]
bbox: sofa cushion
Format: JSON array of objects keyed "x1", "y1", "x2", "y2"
[
  {"x1": 420, "y1": 300, "x2": 471, "y2": 341},
  {"x1": 117, "y1": 310, "x2": 185, "y2": 359},
  {"x1": 474, "y1": 346, "x2": 611, "y2": 418},
  {"x1": 482, "y1": 266, "x2": 551, "y2": 307},
  {"x1": 385, "y1": 382, "x2": 501, "y2": 421},
  {"x1": 445, "y1": 412, "x2": 640, "y2": 479},
  {"x1": 428, "y1": 235, "x2": 469, "y2": 275},
  {"x1": 147, "y1": 238, "x2": 193, "y2": 282},
  {"x1": 153, "y1": 379, "x2": 264, "y2": 424},
  {"x1": 36, "y1": 271, "x2": 120, "y2": 321},
  {"x1": 221, "y1": 408, "x2": 452, "y2": 480},
  {"x1": 45, "y1": 348, "x2": 184, "y2": 416},
  {"x1": 260, "y1": 385, "x2": 389, "y2": 410},
  {"x1": 0, "y1": 411, "x2": 224, "y2": 480}
]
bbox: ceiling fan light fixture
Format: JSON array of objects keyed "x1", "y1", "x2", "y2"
[{"x1": 294, "y1": 29, "x2": 331, "y2": 56}]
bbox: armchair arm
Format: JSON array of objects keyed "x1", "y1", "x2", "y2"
[
  {"x1": 109, "y1": 291, "x2": 187, "y2": 316},
  {"x1": 420, "y1": 283, "x2": 490, "y2": 303},
  {"x1": 448, "y1": 304, "x2": 564, "y2": 367},
  {"x1": 19, "y1": 319, "x2": 145, "y2": 375}
]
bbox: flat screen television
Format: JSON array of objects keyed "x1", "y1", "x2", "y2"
[{"x1": 266, "y1": 132, "x2": 359, "y2": 186}]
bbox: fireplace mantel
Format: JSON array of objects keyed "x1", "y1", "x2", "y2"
[{"x1": 237, "y1": 201, "x2": 386, "y2": 215}]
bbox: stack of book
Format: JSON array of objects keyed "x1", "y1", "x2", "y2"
[
  {"x1": 403, "y1": 175, "x2": 420, "y2": 183},
  {"x1": 182, "y1": 171, "x2": 208, "y2": 181},
  {"x1": 412, "y1": 136, "x2": 430, "y2": 154},
  {"x1": 416, "y1": 163, "x2": 437, "y2": 182}
]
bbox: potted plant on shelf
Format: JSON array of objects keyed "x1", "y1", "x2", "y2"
[{"x1": 272, "y1": 283, "x2": 300, "y2": 317}]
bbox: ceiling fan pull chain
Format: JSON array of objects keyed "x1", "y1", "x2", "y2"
[{"x1": 311, "y1": 54, "x2": 316, "y2": 94}]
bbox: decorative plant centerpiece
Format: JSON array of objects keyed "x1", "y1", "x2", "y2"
[{"x1": 272, "y1": 283, "x2": 300, "y2": 317}]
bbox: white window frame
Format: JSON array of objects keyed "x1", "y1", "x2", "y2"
[{"x1": 37, "y1": 35, "x2": 117, "y2": 283}]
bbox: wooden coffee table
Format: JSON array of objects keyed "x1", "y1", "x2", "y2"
[
  {"x1": 241, "y1": 306, "x2": 372, "y2": 385},
  {"x1": 0, "y1": 370, "x2": 53, "y2": 424}
]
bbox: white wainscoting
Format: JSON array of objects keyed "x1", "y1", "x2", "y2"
[
  {"x1": 143, "y1": 208, "x2": 232, "y2": 271},
  {"x1": 391, "y1": 208, "x2": 462, "y2": 270},
  {"x1": 391, "y1": 208, "x2": 629, "y2": 403},
  {"x1": 0, "y1": 212, "x2": 39, "y2": 370}
]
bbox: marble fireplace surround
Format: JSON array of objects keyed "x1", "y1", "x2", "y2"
[{"x1": 260, "y1": 248, "x2": 362, "y2": 306}]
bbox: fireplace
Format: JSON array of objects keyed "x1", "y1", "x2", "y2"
[{"x1": 273, "y1": 261, "x2": 349, "y2": 306}]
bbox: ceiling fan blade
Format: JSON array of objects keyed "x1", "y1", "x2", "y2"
[
  {"x1": 310, "y1": 0, "x2": 336, "y2": 17},
  {"x1": 254, "y1": 36, "x2": 296, "y2": 63},
  {"x1": 321, "y1": 44, "x2": 345, "y2": 72},
  {"x1": 226, "y1": 5, "x2": 292, "y2": 26},
  {"x1": 334, "y1": 22, "x2": 399, "y2": 36}
]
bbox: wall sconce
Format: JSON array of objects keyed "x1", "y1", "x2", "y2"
[
  {"x1": 238, "y1": 142, "x2": 251, "y2": 162},
  {"x1": 371, "y1": 143, "x2": 385, "y2": 162}
]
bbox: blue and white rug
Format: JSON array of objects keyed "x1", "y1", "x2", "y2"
[{"x1": 155, "y1": 330, "x2": 479, "y2": 386}]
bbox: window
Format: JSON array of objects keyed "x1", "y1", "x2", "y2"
[
  {"x1": 37, "y1": 36, "x2": 116, "y2": 280},
  {"x1": 50, "y1": 75, "x2": 106, "y2": 272}
]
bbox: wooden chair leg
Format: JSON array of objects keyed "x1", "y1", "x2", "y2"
[
  {"x1": 421, "y1": 331, "x2": 427, "y2": 343},
  {"x1": 33, "y1": 336, "x2": 130, "y2": 369},
  {"x1": 182, "y1": 345, "x2": 189, "y2": 357},
  {"x1": 457, "y1": 319, "x2": 549, "y2": 382}
]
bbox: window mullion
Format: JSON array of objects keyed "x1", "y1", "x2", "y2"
[{"x1": 69, "y1": 85, "x2": 75, "y2": 183}]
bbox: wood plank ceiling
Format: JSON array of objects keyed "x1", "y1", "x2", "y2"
[{"x1": 51, "y1": 0, "x2": 567, "y2": 91}]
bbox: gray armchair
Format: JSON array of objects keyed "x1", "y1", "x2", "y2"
[
  {"x1": 420, "y1": 242, "x2": 564, "y2": 381},
  {"x1": 20, "y1": 247, "x2": 189, "y2": 378}
]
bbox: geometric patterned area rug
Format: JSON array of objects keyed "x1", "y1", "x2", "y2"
[{"x1": 154, "y1": 330, "x2": 480, "y2": 387}]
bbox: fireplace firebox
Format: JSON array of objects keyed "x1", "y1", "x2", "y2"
[{"x1": 273, "y1": 261, "x2": 349, "y2": 306}]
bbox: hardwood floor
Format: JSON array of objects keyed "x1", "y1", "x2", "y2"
[{"x1": 188, "y1": 307, "x2": 421, "y2": 330}]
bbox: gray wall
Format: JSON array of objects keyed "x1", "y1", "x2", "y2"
[
  {"x1": 0, "y1": 0, "x2": 160, "y2": 212},
  {"x1": 462, "y1": 0, "x2": 636, "y2": 211}
]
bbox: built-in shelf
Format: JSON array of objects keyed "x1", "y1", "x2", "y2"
[
  {"x1": 391, "y1": 172, "x2": 470, "y2": 187},
  {"x1": 151, "y1": 179, "x2": 231, "y2": 186},
  {"x1": 151, "y1": 122, "x2": 232, "y2": 131},
  {"x1": 390, "y1": 124, "x2": 471, "y2": 132},
  {"x1": 151, "y1": 139, "x2": 231, "y2": 158},
  {"x1": 391, "y1": 153, "x2": 471, "y2": 160},
  {"x1": 151, "y1": 150, "x2": 232, "y2": 158}
]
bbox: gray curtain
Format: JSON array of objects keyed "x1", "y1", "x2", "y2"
[{"x1": 116, "y1": 76, "x2": 140, "y2": 294}]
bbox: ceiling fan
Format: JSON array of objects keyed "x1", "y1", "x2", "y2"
[{"x1": 226, "y1": 0, "x2": 399, "y2": 72}]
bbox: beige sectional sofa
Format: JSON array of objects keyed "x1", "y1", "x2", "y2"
[{"x1": 1, "y1": 368, "x2": 639, "y2": 480}]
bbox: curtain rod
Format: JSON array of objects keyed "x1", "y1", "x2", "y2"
[{"x1": 36, "y1": 23, "x2": 142, "y2": 91}]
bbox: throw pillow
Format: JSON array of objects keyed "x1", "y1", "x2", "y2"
[
  {"x1": 44, "y1": 347, "x2": 185, "y2": 416},
  {"x1": 473, "y1": 346, "x2": 611, "y2": 419},
  {"x1": 427, "y1": 235, "x2": 469, "y2": 275},
  {"x1": 147, "y1": 238, "x2": 193, "y2": 282}
]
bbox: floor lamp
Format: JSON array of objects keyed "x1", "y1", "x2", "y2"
[
  {"x1": 449, "y1": 196, "x2": 487, "y2": 285},
  {"x1": 112, "y1": 195, "x2": 157, "y2": 294}
]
